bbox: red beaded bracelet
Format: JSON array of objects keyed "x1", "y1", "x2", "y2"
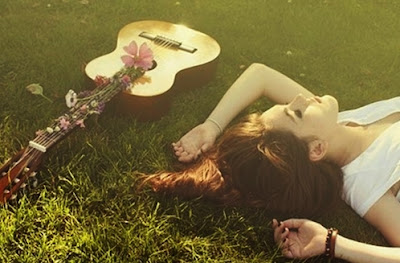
[{"x1": 325, "y1": 228, "x2": 339, "y2": 259}]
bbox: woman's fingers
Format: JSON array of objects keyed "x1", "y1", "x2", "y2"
[
  {"x1": 174, "y1": 147, "x2": 183, "y2": 155},
  {"x1": 273, "y1": 218, "x2": 299, "y2": 259},
  {"x1": 282, "y1": 245, "x2": 295, "y2": 259},
  {"x1": 280, "y1": 236, "x2": 296, "y2": 259},
  {"x1": 282, "y1": 218, "x2": 305, "y2": 229},
  {"x1": 176, "y1": 152, "x2": 193, "y2": 162},
  {"x1": 273, "y1": 219, "x2": 288, "y2": 244},
  {"x1": 172, "y1": 141, "x2": 181, "y2": 150},
  {"x1": 272, "y1": 219, "x2": 279, "y2": 228},
  {"x1": 173, "y1": 139, "x2": 206, "y2": 163},
  {"x1": 173, "y1": 141, "x2": 195, "y2": 161}
]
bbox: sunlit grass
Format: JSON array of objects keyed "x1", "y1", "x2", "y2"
[{"x1": 0, "y1": 0, "x2": 397, "y2": 262}]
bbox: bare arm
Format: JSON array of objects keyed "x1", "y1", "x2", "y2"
[
  {"x1": 173, "y1": 63, "x2": 314, "y2": 162},
  {"x1": 336, "y1": 235, "x2": 400, "y2": 263},
  {"x1": 363, "y1": 190, "x2": 400, "y2": 246},
  {"x1": 207, "y1": 63, "x2": 315, "y2": 131},
  {"x1": 273, "y1": 219, "x2": 400, "y2": 263}
]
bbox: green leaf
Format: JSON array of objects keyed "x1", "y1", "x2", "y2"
[
  {"x1": 26, "y1": 83, "x2": 44, "y2": 95},
  {"x1": 26, "y1": 83, "x2": 53, "y2": 103}
]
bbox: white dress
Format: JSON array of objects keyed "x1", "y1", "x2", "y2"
[{"x1": 338, "y1": 97, "x2": 400, "y2": 217}]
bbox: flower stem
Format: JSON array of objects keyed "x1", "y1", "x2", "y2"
[{"x1": 41, "y1": 94, "x2": 53, "y2": 103}]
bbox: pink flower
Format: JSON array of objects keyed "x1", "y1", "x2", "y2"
[
  {"x1": 80, "y1": 104, "x2": 88, "y2": 113},
  {"x1": 121, "y1": 41, "x2": 153, "y2": 70},
  {"x1": 94, "y1": 75, "x2": 110, "y2": 86},
  {"x1": 59, "y1": 117, "x2": 71, "y2": 130},
  {"x1": 120, "y1": 75, "x2": 131, "y2": 87},
  {"x1": 76, "y1": 119, "x2": 85, "y2": 128},
  {"x1": 35, "y1": 130, "x2": 44, "y2": 136}
]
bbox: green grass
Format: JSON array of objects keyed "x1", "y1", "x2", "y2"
[{"x1": 0, "y1": 0, "x2": 398, "y2": 262}]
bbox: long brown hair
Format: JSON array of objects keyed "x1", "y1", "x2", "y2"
[{"x1": 141, "y1": 113, "x2": 343, "y2": 218}]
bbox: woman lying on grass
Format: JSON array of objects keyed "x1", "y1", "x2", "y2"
[{"x1": 142, "y1": 63, "x2": 400, "y2": 260}]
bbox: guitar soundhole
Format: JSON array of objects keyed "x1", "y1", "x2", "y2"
[{"x1": 149, "y1": 60, "x2": 157, "y2": 71}]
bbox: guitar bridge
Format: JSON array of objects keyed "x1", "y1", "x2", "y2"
[{"x1": 139, "y1": 32, "x2": 197, "y2": 53}]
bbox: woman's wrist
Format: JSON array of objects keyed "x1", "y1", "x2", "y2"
[
  {"x1": 205, "y1": 118, "x2": 223, "y2": 135},
  {"x1": 325, "y1": 228, "x2": 339, "y2": 259}
]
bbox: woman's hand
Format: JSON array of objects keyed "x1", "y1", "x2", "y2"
[
  {"x1": 172, "y1": 121, "x2": 220, "y2": 163},
  {"x1": 272, "y1": 218, "x2": 327, "y2": 259}
]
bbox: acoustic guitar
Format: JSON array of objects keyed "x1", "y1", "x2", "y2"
[
  {"x1": 85, "y1": 20, "x2": 221, "y2": 120},
  {"x1": 0, "y1": 21, "x2": 220, "y2": 203}
]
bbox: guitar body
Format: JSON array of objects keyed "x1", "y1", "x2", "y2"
[{"x1": 85, "y1": 20, "x2": 221, "y2": 120}]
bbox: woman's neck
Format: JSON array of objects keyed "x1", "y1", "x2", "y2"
[
  {"x1": 325, "y1": 125, "x2": 370, "y2": 167},
  {"x1": 325, "y1": 112, "x2": 400, "y2": 167}
]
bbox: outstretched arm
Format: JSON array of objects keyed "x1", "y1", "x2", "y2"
[
  {"x1": 272, "y1": 219, "x2": 400, "y2": 263},
  {"x1": 173, "y1": 63, "x2": 315, "y2": 162}
]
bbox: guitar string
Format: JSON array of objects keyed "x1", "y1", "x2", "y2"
[
  {"x1": 152, "y1": 38, "x2": 175, "y2": 64},
  {"x1": 30, "y1": 82, "x2": 118, "y2": 151},
  {"x1": 9, "y1": 79, "x2": 120, "y2": 184},
  {"x1": 26, "y1": 83, "x2": 111, "y2": 155},
  {"x1": 34, "y1": 78, "x2": 126, "y2": 151}
]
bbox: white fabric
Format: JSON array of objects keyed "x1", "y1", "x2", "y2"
[{"x1": 338, "y1": 97, "x2": 400, "y2": 217}]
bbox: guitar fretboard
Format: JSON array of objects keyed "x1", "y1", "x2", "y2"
[{"x1": 28, "y1": 66, "x2": 143, "y2": 153}]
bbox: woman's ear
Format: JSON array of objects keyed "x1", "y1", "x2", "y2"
[{"x1": 308, "y1": 139, "x2": 328, "y2": 162}]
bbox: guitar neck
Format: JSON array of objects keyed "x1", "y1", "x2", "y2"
[
  {"x1": 1, "y1": 80, "x2": 126, "y2": 203},
  {"x1": 1, "y1": 38, "x2": 150, "y2": 203},
  {"x1": 29, "y1": 75, "x2": 129, "y2": 153}
]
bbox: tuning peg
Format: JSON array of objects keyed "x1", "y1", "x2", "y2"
[
  {"x1": 20, "y1": 183, "x2": 27, "y2": 188},
  {"x1": 10, "y1": 194, "x2": 17, "y2": 200},
  {"x1": 29, "y1": 172, "x2": 37, "y2": 178},
  {"x1": 1, "y1": 172, "x2": 6, "y2": 176},
  {"x1": 23, "y1": 167, "x2": 30, "y2": 173},
  {"x1": 4, "y1": 189, "x2": 10, "y2": 194},
  {"x1": 13, "y1": 178, "x2": 20, "y2": 184}
]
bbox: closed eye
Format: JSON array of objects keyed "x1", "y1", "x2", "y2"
[
  {"x1": 283, "y1": 107, "x2": 296, "y2": 123},
  {"x1": 294, "y1": 110, "x2": 302, "y2": 118}
]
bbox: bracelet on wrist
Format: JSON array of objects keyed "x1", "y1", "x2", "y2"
[
  {"x1": 206, "y1": 118, "x2": 223, "y2": 134},
  {"x1": 325, "y1": 228, "x2": 339, "y2": 259}
]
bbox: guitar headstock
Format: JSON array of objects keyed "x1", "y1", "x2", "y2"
[{"x1": 0, "y1": 148, "x2": 43, "y2": 203}]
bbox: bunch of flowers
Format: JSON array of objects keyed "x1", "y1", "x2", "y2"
[{"x1": 36, "y1": 41, "x2": 153, "y2": 136}]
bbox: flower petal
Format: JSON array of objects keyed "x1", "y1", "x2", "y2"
[
  {"x1": 139, "y1": 42, "x2": 153, "y2": 60},
  {"x1": 123, "y1": 41, "x2": 138, "y2": 56},
  {"x1": 120, "y1": 75, "x2": 132, "y2": 87},
  {"x1": 59, "y1": 117, "x2": 71, "y2": 130},
  {"x1": 76, "y1": 119, "x2": 85, "y2": 128},
  {"x1": 136, "y1": 59, "x2": 153, "y2": 70},
  {"x1": 65, "y1": 89, "x2": 77, "y2": 108},
  {"x1": 121, "y1": 55, "x2": 135, "y2": 67}
]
